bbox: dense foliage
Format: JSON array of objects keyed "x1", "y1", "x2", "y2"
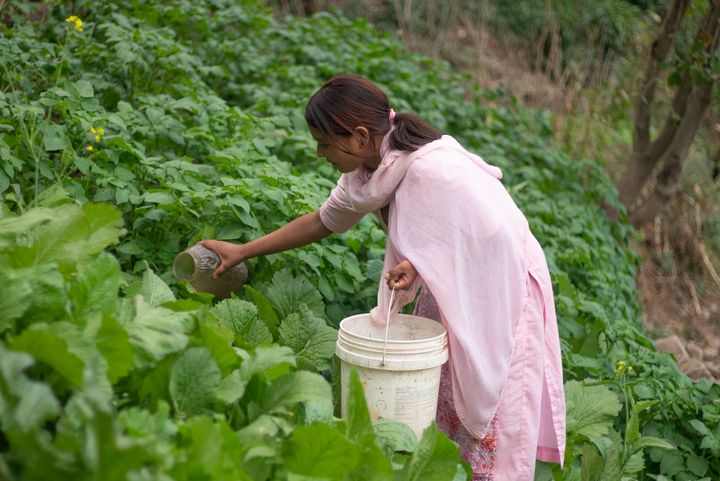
[{"x1": 0, "y1": 1, "x2": 718, "y2": 480}]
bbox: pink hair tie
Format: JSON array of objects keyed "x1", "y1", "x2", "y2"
[{"x1": 388, "y1": 108, "x2": 396, "y2": 123}]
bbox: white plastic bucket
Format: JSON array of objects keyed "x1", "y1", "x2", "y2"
[{"x1": 336, "y1": 313, "x2": 448, "y2": 439}]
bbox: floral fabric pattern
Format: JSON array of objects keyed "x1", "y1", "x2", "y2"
[{"x1": 413, "y1": 288, "x2": 498, "y2": 481}]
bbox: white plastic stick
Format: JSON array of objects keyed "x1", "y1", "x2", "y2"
[{"x1": 381, "y1": 287, "x2": 396, "y2": 367}]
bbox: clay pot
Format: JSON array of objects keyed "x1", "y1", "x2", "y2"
[{"x1": 172, "y1": 244, "x2": 248, "y2": 299}]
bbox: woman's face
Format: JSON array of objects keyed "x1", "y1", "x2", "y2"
[{"x1": 309, "y1": 127, "x2": 369, "y2": 173}]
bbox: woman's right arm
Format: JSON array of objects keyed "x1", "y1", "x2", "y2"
[{"x1": 200, "y1": 210, "x2": 332, "y2": 277}]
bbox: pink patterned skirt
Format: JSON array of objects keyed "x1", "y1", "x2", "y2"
[{"x1": 413, "y1": 288, "x2": 499, "y2": 481}]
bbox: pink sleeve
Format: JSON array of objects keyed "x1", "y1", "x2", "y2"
[{"x1": 319, "y1": 175, "x2": 365, "y2": 233}]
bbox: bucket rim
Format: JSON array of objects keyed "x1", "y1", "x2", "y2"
[
  {"x1": 337, "y1": 333, "x2": 447, "y2": 352},
  {"x1": 339, "y1": 313, "x2": 447, "y2": 344}
]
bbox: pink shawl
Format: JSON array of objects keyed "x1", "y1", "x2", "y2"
[{"x1": 319, "y1": 133, "x2": 565, "y2": 459}]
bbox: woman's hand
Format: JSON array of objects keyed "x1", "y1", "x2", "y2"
[
  {"x1": 199, "y1": 240, "x2": 246, "y2": 278},
  {"x1": 385, "y1": 259, "x2": 417, "y2": 290}
]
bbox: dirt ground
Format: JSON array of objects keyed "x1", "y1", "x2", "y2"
[
  {"x1": 638, "y1": 255, "x2": 719, "y2": 342},
  {"x1": 636, "y1": 225, "x2": 720, "y2": 379}
]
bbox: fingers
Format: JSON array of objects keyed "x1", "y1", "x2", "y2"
[
  {"x1": 198, "y1": 240, "x2": 229, "y2": 278},
  {"x1": 213, "y1": 263, "x2": 227, "y2": 279},
  {"x1": 199, "y1": 239, "x2": 218, "y2": 251},
  {"x1": 390, "y1": 277, "x2": 411, "y2": 290},
  {"x1": 384, "y1": 259, "x2": 417, "y2": 290},
  {"x1": 384, "y1": 270, "x2": 411, "y2": 290}
]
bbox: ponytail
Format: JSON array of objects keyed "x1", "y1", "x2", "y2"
[{"x1": 388, "y1": 112, "x2": 441, "y2": 152}]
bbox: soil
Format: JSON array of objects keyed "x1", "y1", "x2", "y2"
[{"x1": 636, "y1": 226, "x2": 720, "y2": 380}]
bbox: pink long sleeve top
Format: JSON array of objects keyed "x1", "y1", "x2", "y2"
[{"x1": 319, "y1": 135, "x2": 566, "y2": 475}]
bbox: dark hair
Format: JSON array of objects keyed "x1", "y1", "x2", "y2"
[{"x1": 304, "y1": 74, "x2": 441, "y2": 153}]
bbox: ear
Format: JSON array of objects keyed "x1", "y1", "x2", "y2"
[{"x1": 353, "y1": 126, "x2": 371, "y2": 148}]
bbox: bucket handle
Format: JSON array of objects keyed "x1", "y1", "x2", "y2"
[{"x1": 380, "y1": 286, "x2": 396, "y2": 367}]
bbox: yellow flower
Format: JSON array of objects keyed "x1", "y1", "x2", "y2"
[
  {"x1": 614, "y1": 360, "x2": 626, "y2": 375},
  {"x1": 86, "y1": 145, "x2": 93, "y2": 152},
  {"x1": 65, "y1": 15, "x2": 84, "y2": 32},
  {"x1": 89, "y1": 127, "x2": 104, "y2": 142}
]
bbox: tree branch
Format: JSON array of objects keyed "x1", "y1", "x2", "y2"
[
  {"x1": 629, "y1": 81, "x2": 715, "y2": 226},
  {"x1": 643, "y1": 70, "x2": 693, "y2": 163},
  {"x1": 618, "y1": 0, "x2": 691, "y2": 209},
  {"x1": 620, "y1": 0, "x2": 719, "y2": 210},
  {"x1": 617, "y1": 70, "x2": 693, "y2": 209},
  {"x1": 632, "y1": 0, "x2": 691, "y2": 157}
]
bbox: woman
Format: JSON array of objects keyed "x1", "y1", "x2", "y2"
[{"x1": 201, "y1": 74, "x2": 565, "y2": 480}]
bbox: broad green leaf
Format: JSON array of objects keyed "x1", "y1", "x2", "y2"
[
  {"x1": 630, "y1": 436, "x2": 674, "y2": 452},
  {"x1": 140, "y1": 268, "x2": 175, "y2": 307},
  {"x1": 366, "y1": 259, "x2": 384, "y2": 282},
  {"x1": 283, "y1": 423, "x2": 361, "y2": 478},
  {"x1": 623, "y1": 451, "x2": 645, "y2": 474},
  {"x1": 41, "y1": 124, "x2": 65, "y2": 151},
  {"x1": 9, "y1": 265, "x2": 65, "y2": 328},
  {"x1": 143, "y1": 191, "x2": 175, "y2": 204},
  {"x1": 399, "y1": 422, "x2": 464, "y2": 481},
  {"x1": 581, "y1": 430, "x2": 623, "y2": 481},
  {"x1": 169, "y1": 347, "x2": 221, "y2": 416},
  {"x1": 3, "y1": 429, "x2": 68, "y2": 478},
  {"x1": 82, "y1": 204, "x2": 126, "y2": 256},
  {"x1": 75, "y1": 79, "x2": 94, "y2": 98},
  {"x1": 125, "y1": 306, "x2": 195, "y2": 368},
  {"x1": 236, "y1": 414, "x2": 282, "y2": 444},
  {"x1": 172, "y1": 416, "x2": 252, "y2": 480},
  {"x1": 579, "y1": 442, "x2": 605, "y2": 481},
  {"x1": 660, "y1": 450, "x2": 685, "y2": 477},
  {"x1": 0, "y1": 207, "x2": 54, "y2": 237},
  {"x1": 264, "y1": 269, "x2": 325, "y2": 319},
  {"x1": 68, "y1": 253, "x2": 121, "y2": 323},
  {"x1": 9, "y1": 324, "x2": 85, "y2": 387},
  {"x1": 245, "y1": 284, "x2": 280, "y2": 337},
  {"x1": 345, "y1": 369, "x2": 373, "y2": 442},
  {"x1": 211, "y1": 298, "x2": 272, "y2": 346},
  {"x1": 373, "y1": 419, "x2": 418, "y2": 456},
  {"x1": 0, "y1": 273, "x2": 32, "y2": 333},
  {"x1": 216, "y1": 369, "x2": 247, "y2": 405},
  {"x1": 94, "y1": 316, "x2": 135, "y2": 383},
  {"x1": 689, "y1": 419, "x2": 711, "y2": 436},
  {"x1": 239, "y1": 345, "x2": 296, "y2": 381},
  {"x1": 11, "y1": 204, "x2": 124, "y2": 271},
  {"x1": 346, "y1": 441, "x2": 394, "y2": 481},
  {"x1": 565, "y1": 380, "x2": 621, "y2": 444},
  {"x1": 119, "y1": 401, "x2": 177, "y2": 440},
  {"x1": 138, "y1": 355, "x2": 175, "y2": 406},
  {"x1": 250, "y1": 371, "x2": 333, "y2": 424},
  {"x1": 278, "y1": 304, "x2": 337, "y2": 372},
  {"x1": 0, "y1": 347, "x2": 60, "y2": 431},
  {"x1": 56, "y1": 390, "x2": 160, "y2": 481},
  {"x1": 687, "y1": 454, "x2": 708, "y2": 477},
  {"x1": 37, "y1": 321, "x2": 114, "y2": 402},
  {"x1": 198, "y1": 320, "x2": 240, "y2": 376}
]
